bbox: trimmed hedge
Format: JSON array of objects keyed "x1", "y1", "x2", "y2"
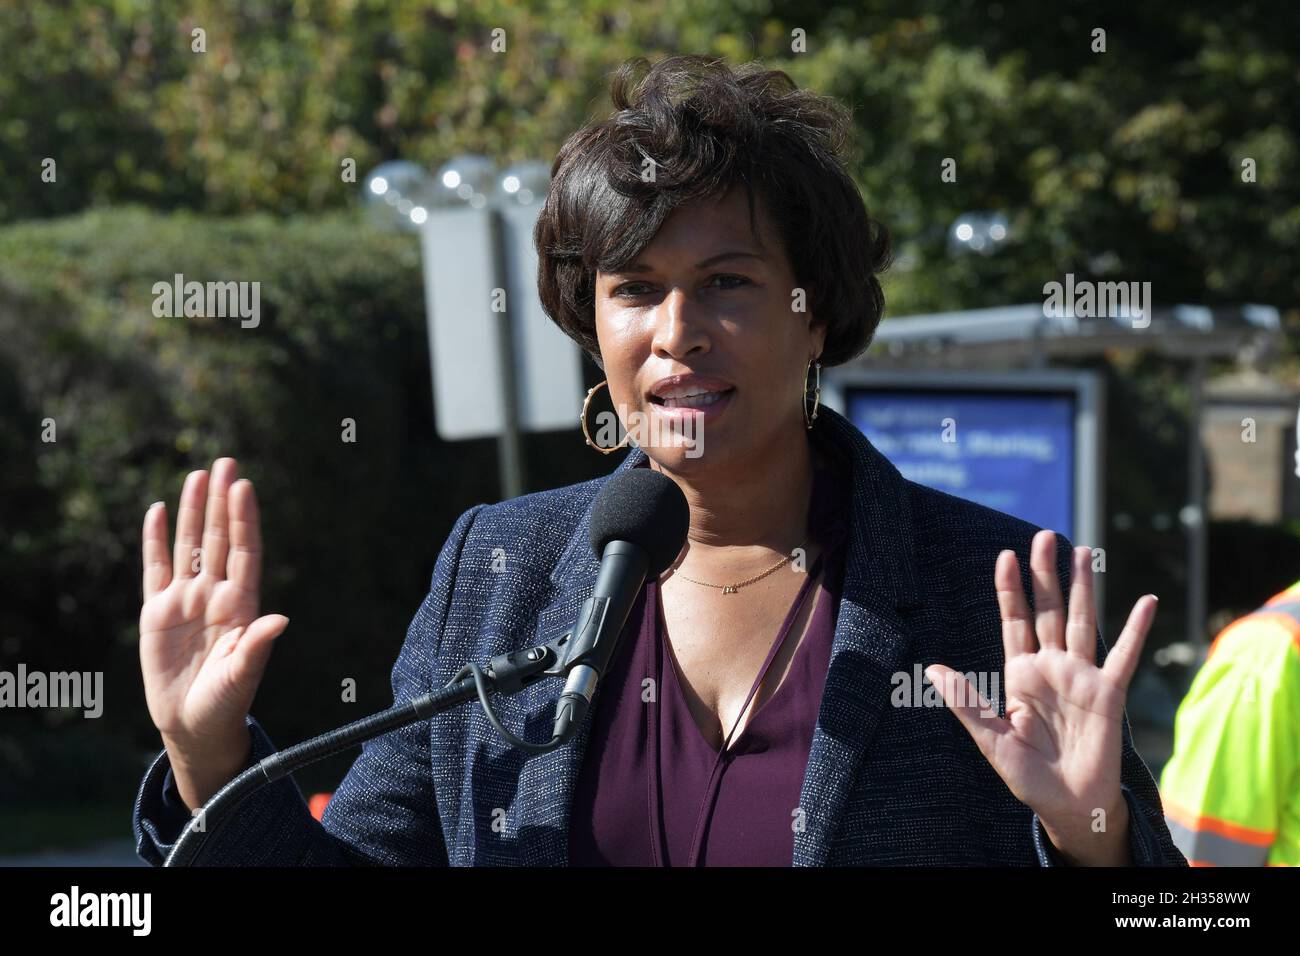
[{"x1": 0, "y1": 207, "x2": 606, "y2": 805}]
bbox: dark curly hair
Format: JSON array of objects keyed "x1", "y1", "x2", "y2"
[{"x1": 533, "y1": 54, "x2": 891, "y2": 371}]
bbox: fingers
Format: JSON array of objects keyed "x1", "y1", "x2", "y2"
[
  {"x1": 1029, "y1": 529, "x2": 1065, "y2": 651},
  {"x1": 200, "y1": 458, "x2": 239, "y2": 580},
  {"x1": 223, "y1": 614, "x2": 289, "y2": 691},
  {"x1": 142, "y1": 501, "x2": 172, "y2": 599},
  {"x1": 173, "y1": 469, "x2": 209, "y2": 579},
  {"x1": 1102, "y1": 595, "x2": 1159, "y2": 691},
  {"x1": 925, "y1": 664, "x2": 1010, "y2": 759},
  {"x1": 995, "y1": 549, "x2": 1035, "y2": 660},
  {"x1": 1064, "y1": 545, "x2": 1097, "y2": 661},
  {"x1": 226, "y1": 478, "x2": 263, "y2": 594}
]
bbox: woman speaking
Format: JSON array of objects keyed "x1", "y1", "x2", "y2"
[{"x1": 134, "y1": 54, "x2": 1185, "y2": 866}]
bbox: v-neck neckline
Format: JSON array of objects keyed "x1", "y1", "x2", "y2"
[{"x1": 652, "y1": 552, "x2": 827, "y2": 756}]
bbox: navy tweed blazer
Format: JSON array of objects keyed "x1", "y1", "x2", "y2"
[{"x1": 134, "y1": 404, "x2": 1187, "y2": 866}]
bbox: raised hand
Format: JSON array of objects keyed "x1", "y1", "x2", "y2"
[
  {"x1": 138, "y1": 457, "x2": 289, "y2": 809},
  {"x1": 925, "y1": 528, "x2": 1158, "y2": 866}
]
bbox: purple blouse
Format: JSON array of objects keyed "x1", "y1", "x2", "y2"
[{"x1": 568, "y1": 457, "x2": 850, "y2": 866}]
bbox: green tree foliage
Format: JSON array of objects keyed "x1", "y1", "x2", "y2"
[
  {"x1": 0, "y1": 208, "x2": 499, "y2": 798},
  {"x1": 3, "y1": 0, "x2": 1297, "y2": 322},
  {"x1": 0, "y1": 207, "x2": 610, "y2": 805}
]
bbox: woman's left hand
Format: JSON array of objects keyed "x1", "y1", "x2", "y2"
[{"x1": 926, "y1": 528, "x2": 1158, "y2": 866}]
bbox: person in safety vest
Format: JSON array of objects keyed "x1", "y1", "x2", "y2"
[{"x1": 1159, "y1": 405, "x2": 1300, "y2": 866}]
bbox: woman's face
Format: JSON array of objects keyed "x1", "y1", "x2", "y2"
[{"x1": 593, "y1": 185, "x2": 826, "y2": 473}]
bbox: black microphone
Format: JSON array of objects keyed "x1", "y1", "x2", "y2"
[{"x1": 552, "y1": 466, "x2": 689, "y2": 738}]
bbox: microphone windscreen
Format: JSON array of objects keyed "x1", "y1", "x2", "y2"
[{"x1": 588, "y1": 467, "x2": 690, "y2": 576}]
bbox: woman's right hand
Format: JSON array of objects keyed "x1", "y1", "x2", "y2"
[{"x1": 139, "y1": 457, "x2": 290, "y2": 810}]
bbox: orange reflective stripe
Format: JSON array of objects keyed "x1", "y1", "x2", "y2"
[
  {"x1": 1264, "y1": 587, "x2": 1294, "y2": 606},
  {"x1": 1207, "y1": 594, "x2": 1300, "y2": 660},
  {"x1": 1163, "y1": 798, "x2": 1276, "y2": 846},
  {"x1": 1264, "y1": 581, "x2": 1300, "y2": 605},
  {"x1": 1182, "y1": 858, "x2": 1291, "y2": 867},
  {"x1": 1206, "y1": 617, "x2": 1260, "y2": 661}
]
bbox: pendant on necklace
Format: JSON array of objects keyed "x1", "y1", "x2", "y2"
[{"x1": 723, "y1": 585, "x2": 738, "y2": 594}]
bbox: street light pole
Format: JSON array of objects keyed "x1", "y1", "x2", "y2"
[
  {"x1": 489, "y1": 210, "x2": 526, "y2": 499},
  {"x1": 1186, "y1": 354, "x2": 1208, "y2": 651},
  {"x1": 366, "y1": 155, "x2": 562, "y2": 503}
]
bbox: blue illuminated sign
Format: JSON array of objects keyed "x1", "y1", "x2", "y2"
[{"x1": 846, "y1": 389, "x2": 1077, "y2": 539}]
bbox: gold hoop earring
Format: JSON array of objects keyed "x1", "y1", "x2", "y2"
[
  {"x1": 803, "y1": 358, "x2": 821, "y2": 430},
  {"x1": 580, "y1": 379, "x2": 632, "y2": 454}
]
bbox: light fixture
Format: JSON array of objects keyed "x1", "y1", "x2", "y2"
[
  {"x1": 433, "y1": 154, "x2": 497, "y2": 209},
  {"x1": 948, "y1": 211, "x2": 1011, "y2": 257},
  {"x1": 363, "y1": 160, "x2": 433, "y2": 232},
  {"x1": 493, "y1": 160, "x2": 551, "y2": 207}
]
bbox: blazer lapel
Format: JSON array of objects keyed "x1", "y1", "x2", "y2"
[
  {"x1": 794, "y1": 407, "x2": 924, "y2": 865},
  {"x1": 510, "y1": 444, "x2": 649, "y2": 866}
]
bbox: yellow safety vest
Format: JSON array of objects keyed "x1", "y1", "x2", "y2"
[{"x1": 1160, "y1": 581, "x2": 1300, "y2": 866}]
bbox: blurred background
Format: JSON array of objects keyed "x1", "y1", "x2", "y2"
[{"x1": 1, "y1": 0, "x2": 1297, "y2": 863}]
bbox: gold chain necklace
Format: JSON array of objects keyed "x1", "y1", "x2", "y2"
[{"x1": 669, "y1": 541, "x2": 808, "y2": 594}]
